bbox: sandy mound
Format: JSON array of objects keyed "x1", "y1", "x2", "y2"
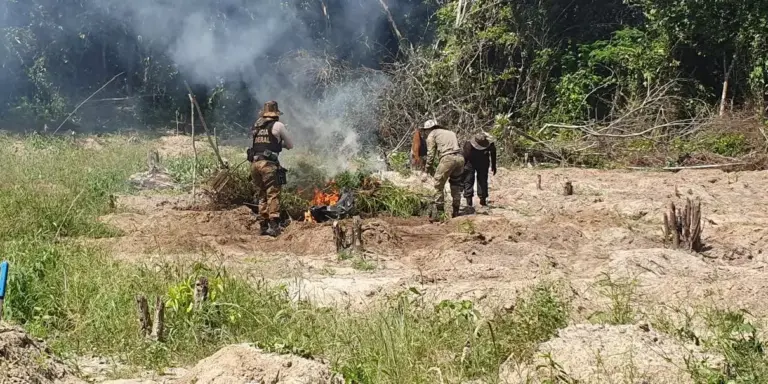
[
  {"x1": 154, "y1": 136, "x2": 197, "y2": 159},
  {"x1": 500, "y1": 324, "x2": 721, "y2": 384},
  {"x1": 128, "y1": 171, "x2": 179, "y2": 190},
  {"x1": 175, "y1": 344, "x2": 339, "y2": 384},
  {"x1": 0, "y1": 323, "x2": 84, "y2": 384}
]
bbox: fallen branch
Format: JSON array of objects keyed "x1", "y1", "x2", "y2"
[
  {"x1": 54, "y1": 72, "x2": 124, "y2": 134},
  {"x1": 628, "y1": 163, "x2": 747, "y2": 172}
]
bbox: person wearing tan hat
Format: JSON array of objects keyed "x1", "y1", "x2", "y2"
[
  {"x1": 421, "y1": 119, "x2": 465, "y2": 221},
  {"x1": 462, "y1": 132, "x2": 497, "y2": 207},
  {"x1": 249, "y1": 100, "x2": 294, "y2": 237}
]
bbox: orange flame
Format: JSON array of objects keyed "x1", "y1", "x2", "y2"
[
  {"x1": 311, "y1": 181, "x2": 340, "y2": 206},
  {"x1": 304, "y1": 180, "x2": 341, "y2": 223}
]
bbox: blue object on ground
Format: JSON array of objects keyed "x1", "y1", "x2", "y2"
[{"x1": 0, "y1": 261, "x2": 7, "y2": 299}]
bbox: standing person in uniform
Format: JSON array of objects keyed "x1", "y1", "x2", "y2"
[
  {"x1": 422, "y1": 119, "x2": 465, "y2": 221},
  {"x1": 249, "y1": 101, "x2": 293, "y2": 237},
  {"x1": 462, "y1": 133, "x2": 497, "y2": 208}
]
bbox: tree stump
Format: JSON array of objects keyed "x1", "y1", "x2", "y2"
[
  {"x1": 194, "y1": 276, "x2": 209, "y2": 310},
  {"x1": 351, "y1": 216, "x2": 364, "y2": 252},
  {"x1": 135, "y1": 295, "x2": 151, "y2": 337},
  {"x1": 147, "y1": 150, "x2": 160, "y2": 174},
  {"x1": 563, "y1": 181, "x2": 573, "y2": 196},
  {"x1": 333, "y1": 221, "x2": 346, "y2": 253},
  {"x1": 151, "y1": 296, "x2": 165, "y2": 342},
  {"x1": 536, "y1": 175, "x2": 542, "y2": 190},
  {"x1": 663, "y1": 198, "x2": 702, "y2": 252}
]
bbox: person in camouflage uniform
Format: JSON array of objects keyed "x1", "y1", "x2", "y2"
[
  {"x1": 421, "y1": 119, "x2": 465, "y2": 221},
  {"x1": 250, "y1": 101, "x2": 293, "y2": 236}
]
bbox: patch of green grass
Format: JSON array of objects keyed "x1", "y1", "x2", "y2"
[
  {"x1": 686, "y1": 309, "x2": 768, "y2": 383},
  {"x1": 387, "y1": 151, "x2": 411, "y2": 176},
  {"x1": 588, "y1": 273, "x2": 637, "y2": 325},
  {"x1": 702, "y1": 133, "x2": 749, "y2": 157},
  {"x1": 165, "y1": 154, "x2": 220, "y2": 187},
  {"x1": 351, "y1": 257, "x2": 376, "y2": 271},
  {"x1": 0, "y1": 134, "x2": 148, "y2": 238}
]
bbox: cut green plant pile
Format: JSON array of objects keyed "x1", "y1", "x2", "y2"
[
  {"x1": 0, "y1": 134, "x2": 569, "y2": 383},
  {"x1": 167, "y1": 152, "x2": 429, "y2": 219}
]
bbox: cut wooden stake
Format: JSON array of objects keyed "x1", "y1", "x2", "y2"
[
  {"x1": 664, "y1": 199, "x2": 702, "y2": 252},
  {"x1": 665, "y1": 202, "x2": 680, "y2": 249},
  {"x1": 536, "y1": 175, "x2": 542, "y2": 190},
  {"x1": 175, "y1": 110, "x2": 180, "y2": 135},
  {"x1": 135, "y1": 295, "x2": 151, "y2": 337},
  {"x1": 333, "y1": 221, "x2": 346, "y2": 253},
  {"x1": 151, "y1": 296, "x2": 165, "y2": 342},
  {"x1": 184, "y1": 83, "x2": 226, "y2": 169},
  {"x1": 147, "y1": 149, "x2": 160, "y2": 174},
  {"x1": 189, "y1": 94, "x2": 197, "y2": 201},
  {"x1": 351, "y1": 216, "x2": 364, "y2": 252},
  {"x1": 563, "y1": 181, "x2": 573, "y2": 196},
  {"x1": 194, "y1": 276, "x2": 209, "y2": 310}
]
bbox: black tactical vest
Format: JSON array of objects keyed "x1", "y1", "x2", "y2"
[{"x1": 252, "y1": 120, "x2": 282, "y2": 155}]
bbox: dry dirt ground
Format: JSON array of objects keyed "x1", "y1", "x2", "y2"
[{"x1": 79, "y1": 136, "x2": 768, "y2": 382}]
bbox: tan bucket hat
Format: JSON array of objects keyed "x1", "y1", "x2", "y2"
[
  {"x1": 470, "y1": 133, "x2": 491, "y2": 150},
  {"x1": 260, "y1": 100, "x2": 282, "y2": 118}
]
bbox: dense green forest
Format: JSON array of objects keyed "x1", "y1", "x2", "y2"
[{"x1": 2, "y1": 0, "x2": 767, "y2": 163}]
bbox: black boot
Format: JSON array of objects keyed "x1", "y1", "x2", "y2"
[
  {"x1": 259, "y1": 220, "x2": 269, "y2": 236},
  {"x1": 465, "y1": 197, "x2": 473, "y2": 207},
  {"x1": 452, "y1": 206, "x2": 461, "y2": 218},
  {"x1": 479, "y1": 198, "x2": 488, "y2": 207},
  {"x1": 265, "y1": 219, "x2": 281, "y2": 237}
]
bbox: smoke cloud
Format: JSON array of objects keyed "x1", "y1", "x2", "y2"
[{"x1": 86, "y1": 0, "x2": 395, "y2": 174}]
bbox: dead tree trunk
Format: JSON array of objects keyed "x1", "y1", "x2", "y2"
[
  {"x1": 563, "y1": 181, "x2": 573, "y2": 196},
  {"x1": 663, "y1": 199, "x2": 702, "y2": 252},
  {"x1": 135, "y1": 295, "x2": 151, "y2": 337},
  {"x1": 151, "y1": 296, "x2": 165, "y2": 342},
  {"x1": 194, "y1": 276, "x2": 209, "y2": 310}
]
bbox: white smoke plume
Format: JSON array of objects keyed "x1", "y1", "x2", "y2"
[{"x1": 87, "y1": 0, "x2": 395, "y2": 174}]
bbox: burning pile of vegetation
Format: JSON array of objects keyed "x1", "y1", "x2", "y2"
[{"x1": 201, "y1": 160, "x2": 428, "y2": 220}]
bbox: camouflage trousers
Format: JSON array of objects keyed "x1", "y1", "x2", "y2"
[
  {"x1": 433, "y1": 154, "x2": 465, "y2": 210},
  {"x1": 251, "y1": 160, "x2": 281, "y2": 220}
]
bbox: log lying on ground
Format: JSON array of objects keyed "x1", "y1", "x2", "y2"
[{"x1": 663, "y1": 198, "x2": 703, "y2": 252}]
